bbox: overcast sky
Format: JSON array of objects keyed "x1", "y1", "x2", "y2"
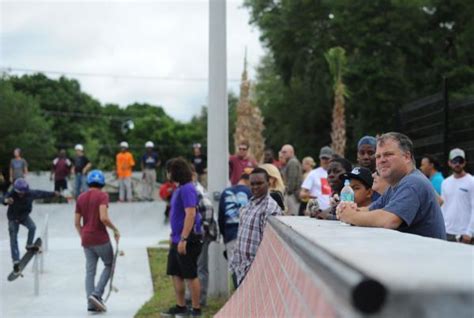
[{"x1": 0, "y1": 0, "x2": 264, "y2": 121}]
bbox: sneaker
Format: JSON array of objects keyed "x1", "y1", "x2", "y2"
[
  {"x1": 13, "y1": 262, "x2": 20, "y2": 274},
  {"x1": 190, "y1": 308, "x2": 202, "y2": 317},
  {"x1": 88, "y1": 294, "x2": 107, "y2": 312},
  {"x1": 87, "y1": 307, "x2": 100, "y2": 312},
  {"x1": 160, "y1": 305, "x2": 188, "y2": 317},
  {"x1": 26, "y1": 244, "x2": 40, "y2": 252}
]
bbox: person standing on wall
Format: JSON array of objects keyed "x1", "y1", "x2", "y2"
[
  {"x1": 10, "y1": 148, "x2": 28, "y2": 183},
  {"x1": 116, "y1": 141, "x2": 135, "y2": 203},
  {"x1": 141, "y1": 141, "x2": 160, "y2": 201},
  {"x1": 73, "y1": 144, "x2": 92, "y2": 199}
]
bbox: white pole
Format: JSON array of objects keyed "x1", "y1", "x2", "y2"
[{"x1": 207, "y1": 0, "x2": 229, "y2": 297}]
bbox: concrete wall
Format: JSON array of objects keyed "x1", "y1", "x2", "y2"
[{"x1": 217, "y1": 216, "x2": 474, "y2": 318}]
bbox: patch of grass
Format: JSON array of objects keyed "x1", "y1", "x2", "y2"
[
  {"x1": 158, "y1": 240, "x2": 170, "y2": 245},
  {"x1": 135, "y1": 248, "x2": 228, "y2": 318}
]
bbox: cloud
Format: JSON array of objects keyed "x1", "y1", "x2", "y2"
[{"x1": 0, "y1": 0, "x2": 264, "y2": 121}]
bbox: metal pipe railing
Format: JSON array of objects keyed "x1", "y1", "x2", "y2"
[{"x1": 34, "y1": 213, "x2": 49, "y2": 296}]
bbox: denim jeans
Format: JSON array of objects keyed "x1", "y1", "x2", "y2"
[
  {"x1": 9, "y1": 216, "x2": 36, "y2": 262},
  {"x1": 75, "y1": 173, "x2": 88, "y2": 198},
  {"x1": 119, "y1": 177, "x2": 132, "y2": 202},
  {"x1": 84, "y1": 242, "x2": 113, "y2": 307}
]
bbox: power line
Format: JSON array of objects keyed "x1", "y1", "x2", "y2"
[
  {"x1": 41, "y1": 110, "x2": 133, "y2": 121},
  {"x1": 1, "y1": 66, "x2": 241, "y2": 83}
]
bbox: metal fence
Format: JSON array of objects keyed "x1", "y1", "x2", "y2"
[{"x1": 398, "y1": 78, "x2": 474, "y2": 174}]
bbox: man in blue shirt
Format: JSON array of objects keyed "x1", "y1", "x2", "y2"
[
  {"x1": 420, "y1": 154, "x2": 444, "y2": 195},
  {"x1": 337, "y1": 132, "x2": 446, "y2": 240}
]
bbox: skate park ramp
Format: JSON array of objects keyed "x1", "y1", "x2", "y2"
[
  {"x1": 0, "y1": 201, "x2": 169, "y2": 318},
  {"x1": 217, "y1": 216, "x2": 474, "y2": 318}
]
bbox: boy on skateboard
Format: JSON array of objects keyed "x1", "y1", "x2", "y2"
[
  {"x1": 2, "y1": 178, "x2": 59, "y2": 275},
  {"x1": 74, "y1": 170, "x2": 120, "y2": 313}
]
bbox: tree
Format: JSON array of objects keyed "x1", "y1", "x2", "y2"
[
  {"x1": 234, "y1": 55, "x2": 266, "y2": 162},
  {"x1": 325, "y1": 47, "x2": 349, "y2": 156},
  {"x1": 244, "y1": 0, "x2": 474, "y2": 161},
  {"x1": 0, "y1": 79, "x2": 55, "y2": 170}
]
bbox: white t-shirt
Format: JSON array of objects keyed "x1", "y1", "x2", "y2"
[
  {"x1": 301, "y1": 167, "x2": 332, "y2": 210},
  {"x1": 441, "y1": 173, "x2": 474, "y2": 236}
]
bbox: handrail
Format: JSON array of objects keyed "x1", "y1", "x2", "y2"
[{"x1": 33, "y1": 213, "x2": 49, "y2": 296}]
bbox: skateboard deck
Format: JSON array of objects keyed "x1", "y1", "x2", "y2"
[
  {"x1": 8, "y1": 237, "x2": 42, "y2": 281},
  {"x1": 104, "y1": 241, "x2": 119, "y2": 302}
]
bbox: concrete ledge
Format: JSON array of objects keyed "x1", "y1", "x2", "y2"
[{"x1": 217, "y1": 216, "x2": 474, "y2": 317}]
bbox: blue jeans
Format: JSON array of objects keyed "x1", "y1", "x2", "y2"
[
  {"x1": 84, "y1": 242, "x2": 113, "y2": 307},
  {"x1": 9, "y1": 217, "x2": 36, "y2": 262},
  {"x1": 75, "y1": 173, "x2": 88, "y2": 198}
]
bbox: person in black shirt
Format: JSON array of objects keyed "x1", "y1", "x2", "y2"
[
  {"x1": 191, "y1": 143, "x2": 207, "y2": 189},
  {"x1": 73, "y1": 144, "x2": 92, "y2": 199}
]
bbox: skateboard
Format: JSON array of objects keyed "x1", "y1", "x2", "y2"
[
  {"x1": 8, "y1": 237, "x2": 42, "y2": 281},
  {"x1": 104, "y1": 241, "x2": 120, "y2": 302}
]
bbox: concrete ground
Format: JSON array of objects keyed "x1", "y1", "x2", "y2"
[{"x1": 0, "y1": 201, "x2": 169, "y2": 318}]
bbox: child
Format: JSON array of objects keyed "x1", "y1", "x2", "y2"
[
  {"x1": 75, "y1": 170, "x2": 120, "y2": 313},
  {"x1": 343, "y1": 167, "x2": 374, "y2": 207},
  {"x1": 316, "y1": 158, "x2": 352, "y2": 220},
  {"x1": 3, "y1": 178, "x2": 59, "y2": 274}
]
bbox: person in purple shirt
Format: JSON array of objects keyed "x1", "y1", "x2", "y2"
[{"x1": 162, "y1": 158, "x2": 203, "y2": 317}]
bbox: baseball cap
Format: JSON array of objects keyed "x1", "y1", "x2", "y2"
[
  {"x1": 319, "y1": 146, "x2": 334, "y2": 159},
  {"x1": 449, "y1": 148, "x2": 465, "y2": 160},
  {"x1": 120, "y1": 141, "x2": 129, "y2": 148},
  {"x1": 357, "y1": 136, "x2": 377, "y2": 150},
  {"x1": 74, "y1": 144, "x2": 84, "y2": 151},
  {"x1": 342, "y1": 167, "x2": 374, "y2": 188}
]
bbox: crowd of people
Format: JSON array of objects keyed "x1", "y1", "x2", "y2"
[{"x1": 1, "y1": 132, "x2": 473, "y2": 316}]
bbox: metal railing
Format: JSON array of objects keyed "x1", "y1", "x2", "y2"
[{"x1": 33, "y1": 213, "x2": 49, "y2": 296}]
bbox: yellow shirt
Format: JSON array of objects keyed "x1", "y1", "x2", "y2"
[{"x1": 116, "y1": 151, "x2": 135, "y2": 178}]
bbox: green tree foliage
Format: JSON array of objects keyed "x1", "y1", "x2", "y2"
[
  {"x1": 0, "y1": 74, "x2": 211, "y2": 172},
  {"x1": 245, "y1": 0, "x2": 474, "y2": 161},
  {"x1": 0, "y1": 80, "x2": 55, "y2": 170}
]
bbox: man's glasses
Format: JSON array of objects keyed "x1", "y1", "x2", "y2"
[
  {"x1": 239, "y1": 147, "x2": 248, "y2": 151},
  {"x1": 451, "y1": 157, "x2": 465, "y2": 165}
]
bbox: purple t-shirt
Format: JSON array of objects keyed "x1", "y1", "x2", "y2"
[{"x1": 170, "y1": 182, "x2": 202, "y2": 244}]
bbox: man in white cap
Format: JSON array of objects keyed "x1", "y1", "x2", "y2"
[
  {"x1": 441, "y1": 148, "x2": 474, "y2": 244},
  {"x1": 73, "y1": 144, "x2": 92, "y2": 199},
  {"x1": 300, "y1": 146, "x2": 333, "y2": 211},
  {"x1": 116, "y1": 142, "x2": 135, "y2": 202},
  {"x1": 141, "y1": 141, "x2": 160, "y2": 201}
]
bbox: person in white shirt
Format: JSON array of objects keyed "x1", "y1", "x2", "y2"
[
  {"x1": 441, "y1": 148, "x2": 474, "y2": 244},
  {"x1": 299, "y1": 146, "x2": 333, "y2": 211}
]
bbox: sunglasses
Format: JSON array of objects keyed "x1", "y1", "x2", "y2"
[{"x1": 451, "y1": 157, "x2": 465, "y2": 164}]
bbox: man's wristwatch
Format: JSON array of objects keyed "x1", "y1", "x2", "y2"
[{"x1": 180, "y1": 236, "x2": 188, "y2": 242}]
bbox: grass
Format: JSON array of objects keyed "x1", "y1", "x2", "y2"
[{"x1": 135, "y1": 247, "x2": 228, "y2": 318}]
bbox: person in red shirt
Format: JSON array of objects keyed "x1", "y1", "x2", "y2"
[
  {"x1": 75, "y1": 170, "x2": 120, "y2": 313},
  {"x1": 229, "y1": 140, "x2": 257, "y2": 185}
]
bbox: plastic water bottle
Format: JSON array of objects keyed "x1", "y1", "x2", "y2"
[{"x1": 340, "y1": 179, "x2": 354, "y2": 202}]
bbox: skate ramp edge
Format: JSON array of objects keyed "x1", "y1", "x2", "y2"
[{"x1": 216, "y1": 217, "x2": 474, "y2": 318}]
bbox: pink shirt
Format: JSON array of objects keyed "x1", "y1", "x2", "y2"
[{"x1": 229, "y1": 155, "x2": 257, "y2": 185}]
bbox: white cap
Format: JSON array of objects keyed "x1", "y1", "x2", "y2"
[
  {"x1": 449, "y1": 148, "x2": 465, "y2": 160},
  {"x1": 74, "y1": 144, "x2": 84, "y2": 151},
  {"x1": 120, "y1": 141, "x2": 129, "y2": 149},
  {"x1": 145, "y1": 141, "x2": 154, "y2": 148}
]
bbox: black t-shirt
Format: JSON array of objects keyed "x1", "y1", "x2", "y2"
[
  {"x1": 191, "y1": 155, "x2": 207, "y2": 175},
  {"x1": 74, "y1": 155, "x2": 90, "y2": 173}
]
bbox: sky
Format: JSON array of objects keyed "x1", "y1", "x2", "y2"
[{"x1": 0, "y1": 0, "x2": 265, "y2": 122}]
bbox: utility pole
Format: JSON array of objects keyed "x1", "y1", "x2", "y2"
[{"x1": 207, "y1": 0, "x2": 229, "y2": 297}]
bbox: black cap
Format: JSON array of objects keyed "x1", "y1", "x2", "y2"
[{"x1": 342, "y1": 167, "x2": 373, "y2": 188}]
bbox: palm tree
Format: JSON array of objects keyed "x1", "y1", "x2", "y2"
[{"x1": 325, "y1": 47, "x2": 349, "y2": 157}]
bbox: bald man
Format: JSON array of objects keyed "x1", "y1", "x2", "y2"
[{"x1": 280, "y1": 144, "x2": 302, "y2": 215}]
